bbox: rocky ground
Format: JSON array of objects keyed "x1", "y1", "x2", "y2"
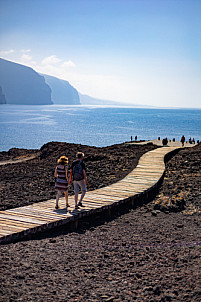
[
  {"x1": 153, "y1": 144, "x2": 201, "y2": 214},
  {"x1": 0, "y1": 142, "x2": 200, "y2": 302},
  {"x1": 0, "y1": 141, "x2": 156, "y2": 211}
]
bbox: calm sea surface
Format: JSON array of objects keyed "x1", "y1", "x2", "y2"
[{"x1": 0, "y1": 105, "x2": 201, "y2": 151}]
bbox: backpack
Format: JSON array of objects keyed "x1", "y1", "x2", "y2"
[{"x1": 73, "y1": 161, "x2": 83, "y2": 180}]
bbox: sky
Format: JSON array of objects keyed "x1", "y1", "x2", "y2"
[{"x1": 0, "y1": 0, "x2": 201, "y2": 108}]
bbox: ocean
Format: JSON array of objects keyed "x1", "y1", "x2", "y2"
[{"x1": 0, "y1": 105, "x2": 201, "y2": 151}]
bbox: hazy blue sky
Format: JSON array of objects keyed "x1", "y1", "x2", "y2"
[{"x1": 0, "y1": 0, "x2": 201, "y2": 107}]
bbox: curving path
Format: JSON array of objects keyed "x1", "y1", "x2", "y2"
[
  {"x1": 0, "y1": 145, "x2": 189, "y2": 244},
  {"x1": 0, "y1": 154, "x2": 38, "y2": 166}
]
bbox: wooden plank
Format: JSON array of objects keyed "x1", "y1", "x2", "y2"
[
  {"x1": 100, "y1": 186, "x2": 133, "y2": 192},
  {"x1": 27, "y1": 207, "x2": 74, "y2": 218},
  {"x1": 75, "y1": 203, "x2": 105, "y2": 209},
  {"x1": 21, "y1": 205, "x2": 70, "y2": 215},
  {"x1": 130, "y1": 168, "x2": 163, "y2": 173},
  {"x1": 102, "y1": 184, "x2": 149, "y2": 191},
  {"x1": 0, "y1": 213, "x2": 45, "y2": 225},
  {"x1": 106, "y1": 186, "x2": 144, "y2": 193},
  {"x1": 123, "y1": 173, "x2": 160, "y2": 178},
  {"x1": 0, "y1": 224, "x2": 27, "y2": 232},
  {"x1": 82, "y1": 196, "x2": 113, "y2": 204},
  {"x1": 0, "y1": 220, "x2": 32, "y2": 229},
  {"x1": 87, "y1": 192, "x2": 120, "y2": 200},
  {"x1": 6, "y1": 210, "x2": 62, "y2": 222},
  {"x1": 3, "y1": 210, "x2": 58, "y2": 223},
  {"x1": 7, "y1": 208, "x2": 69, "y2": 220},
  {"x1": 95, "y1": 188, "x2": 142, "y2": 198},
  {"x1": 0, "y1": 229, "x2": 14, "y2": 236},
  {"x1": 84, "y1": 195, "x2": 115, "y2": 203},
  {"x1": 121, "y1": 178, "x2": 159, "y2": 184},
  {"x1": 31, "y1": 201, "x2": 75, "y2": 211},
  {"x1": 82, "y1": 199, "x2": 112, "y2": 206},
  {"x1": 0, "y1": 217, "x2": 38, "y2": 228},
  {"x1": 98, "y1": 190, "x2": 132, "y2": 198},
  {"x1": 68, "y1": 205, "x2": 98, "y2": 213},
  {"x1": 126, "y1": 173, "x2": 161, "y2": 178},
  {"x1": 85, "y1": 195, "x2": 120, "y2": 204},
  {"x1": 96, "y1": 190, "x2": 130, "y2": 198},
  {"x1": 129, "y1": 171, "x2": 163, "y2": 176},
  {"x1": 30, "y1": 203, "x2": 58, "y2": 209},
  {"x1": 102, "y1": 188, "x2": 143, "y2": 196},
  {"x1": 115, "y1": 178, "x2": 158, "y2": 185},
  {"x1": 130, "y1": 169, "x2": 162, "y2": 174},
  {"x1": 137, "y1": 165, "x2": 164, "y2": 169}
]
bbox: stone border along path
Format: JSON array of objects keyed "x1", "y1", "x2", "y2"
[{"x1": 0, "y1": 144, "x2": 195, "y2": 244}]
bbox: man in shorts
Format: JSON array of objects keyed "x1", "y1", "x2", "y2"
[{"x1": 70, "y1": 152, "x2": 87, "y2": 209}]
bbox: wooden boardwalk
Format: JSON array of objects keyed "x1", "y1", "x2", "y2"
[{"x1": 0, "y1": 146, "x2": 183, "y2": 244}]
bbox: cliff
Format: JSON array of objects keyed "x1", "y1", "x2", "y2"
[
  {"x1": 42, "y1": 74, "x2": 80, "y2": 105},
  {"x1": 0, "y1": 58, "x2": 52, "y2": 105},
  {"x1": 0, "y1": 86, "x2": 6, "y2": 104}
]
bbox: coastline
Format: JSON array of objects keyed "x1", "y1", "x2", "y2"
[{"x1": 1, "y1": 105, "x2": 201, "y2": 152}]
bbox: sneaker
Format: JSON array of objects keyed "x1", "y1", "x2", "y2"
[
  {"x1": 55, "y1": 205, "x2": 59, "y2": 209},
  {"x1": 78, "y1": 202, "x2": 83, "y2": 207}
]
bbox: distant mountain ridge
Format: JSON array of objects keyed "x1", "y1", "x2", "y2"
[
  {"x1": 79, "y1": 93, "x2": 123, "y2": 106},
  {"x1": 79, "y1": 93, "x2": 154, "y2": 108},
  {"x1": 0, "y1": 58, "x2": 52, "y2": 105},
  {"x1": 0, "y1": 58, "x2": 80, "y2": 105},
  {"x1": 0, "y1": 58, "x2": 152, "y2": 107},
  {"x1": 42, "y1": 74, "x2": 80, "y2": 105}
]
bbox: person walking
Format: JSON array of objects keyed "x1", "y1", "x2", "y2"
[
  {"x1": 181, "y1": 135, "x2": 185, "y2": 147},
  {"x1": 54, "y1": 156, "x2": 69, "y2": 209},
  {"x1": 70, "y1": 152, "x2": 87, "y2": 209}
]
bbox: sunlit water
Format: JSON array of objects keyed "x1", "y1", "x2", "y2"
[{"x1": 0, "y1": 105, "x2": 201, "y2": 151}]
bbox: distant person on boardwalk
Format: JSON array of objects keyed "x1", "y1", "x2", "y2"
[
  {"x1": 70, "y1": 152, "x2": 87, "y2": 209},
  {"x1": 181, "y1": 135, "x2": 185, "y2": 147},
  {"x1": 131, "y1": 136, "x2": 133, "y2": 141},
  {"x1": 162, "y1": 137, "x2": 168, "y2": 146},
  {"x1": 54, "y1": 156, "x2": 69, "y2": 209},
  {"x1": 135, "y1": 135, "x2": 137, "y2": 141},
  {"x1": 189, "y1": 137, "x2": 192, "y2": 144}
]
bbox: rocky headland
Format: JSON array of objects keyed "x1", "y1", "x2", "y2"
[
  {"x1": 0, "y1": 58, "x2": 52, "y2": 105},
  {"x1": 42, "y1": 74, "x2": 80, "y2": 105},
  {"x1": 0, "y1": 58, "x2": 81, "y2": 105}
]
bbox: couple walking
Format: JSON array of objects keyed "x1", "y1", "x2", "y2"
[{"x1": 54, "y1": 152, "x2": 87, "y2": 210}]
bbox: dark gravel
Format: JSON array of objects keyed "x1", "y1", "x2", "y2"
[
  {"x1": 153, "y1": 143, "x2": 201, "y2": 214},
  {"x1": 0, "y1": 141, "x2": 156, "y2": 211},
  {"x1": 0, "y1": 143, "x2": 200, "y2": 302}
]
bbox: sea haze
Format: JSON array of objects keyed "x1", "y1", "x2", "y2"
[{"x1": 0, "y1": 105, "x2": 201, "y2": 151}]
